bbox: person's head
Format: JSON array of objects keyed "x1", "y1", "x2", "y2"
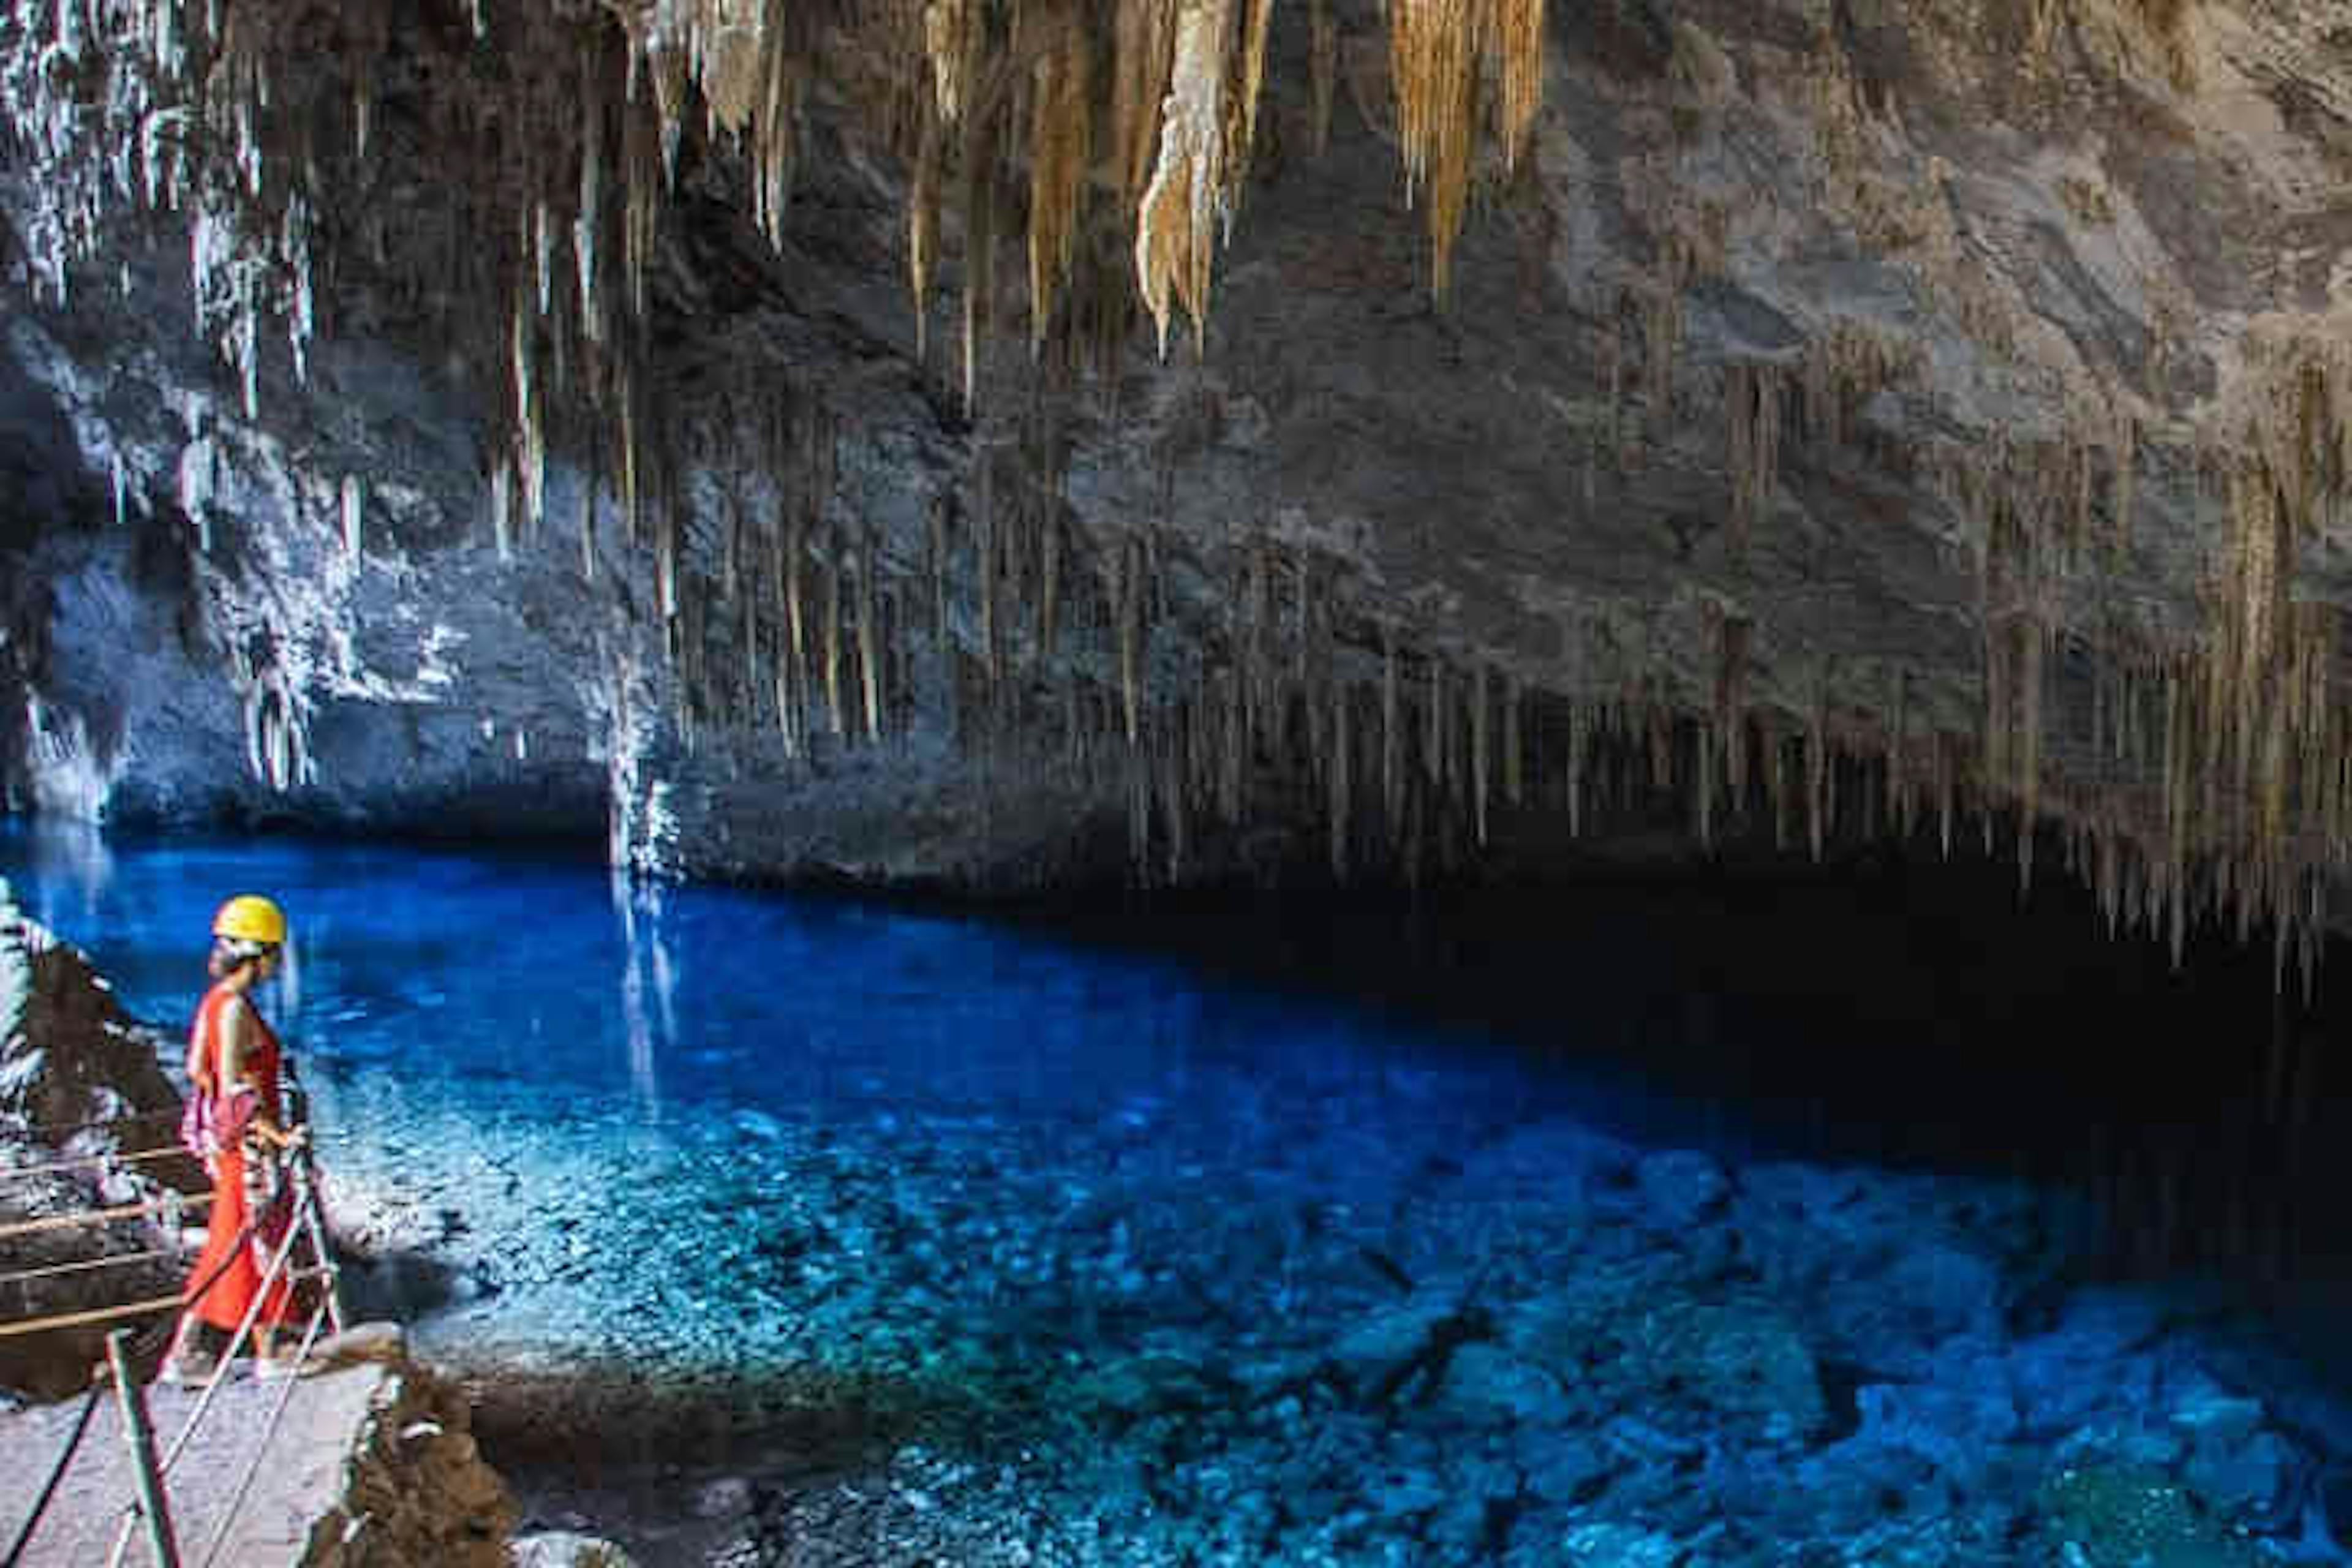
[{"x1": 209, "y1": 894, "x2": 287, "y2": 982}]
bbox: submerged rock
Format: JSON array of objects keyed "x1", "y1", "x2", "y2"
[
  {"x1": 2038, "y1": 1463, "x2": 2265, "y2": 1568},
  {"x1": 509, "y1": 1531, "x2": 639, "y2": 1568}
]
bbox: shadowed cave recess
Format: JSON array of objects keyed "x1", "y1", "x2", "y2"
[{"x1": 5, "y1": 0, "x2": 2352, "y2": 1557}]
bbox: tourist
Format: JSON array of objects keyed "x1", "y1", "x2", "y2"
[{"x1": 158, "y1": 894, "x2": 309, "y2": 1384}]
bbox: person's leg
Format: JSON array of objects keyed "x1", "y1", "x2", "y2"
[{"x1": 159, "y1": 1314, "x2": 214, "y2": 1382}]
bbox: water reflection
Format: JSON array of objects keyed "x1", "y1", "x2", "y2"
[
  {"x1": 17, "y1": 818, "x2": 113, "y2": 932},
  {"x1": 612, "y1": 870, "x2": 673, "y2": 1120}
]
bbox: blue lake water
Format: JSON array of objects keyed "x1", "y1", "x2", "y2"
[
  {"x1": 9, "y1": 823, "x2": 2351, "y2": 1566},
  {"x1": 6, "y1": 826, "x2": 1604, "y2": 1153}
]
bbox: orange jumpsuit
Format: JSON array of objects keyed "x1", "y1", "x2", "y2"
[{"x1": 183, "y1": 981, "x2": 293, "y2": 1333}]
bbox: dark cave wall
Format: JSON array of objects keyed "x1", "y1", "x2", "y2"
[{"x1": 0, "y1": 1, "x2": 2350, "y2": 940}]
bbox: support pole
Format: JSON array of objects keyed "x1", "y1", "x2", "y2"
[
  {"x1": 104, "y1": 1329, "x2": 181, "y2": 1568},
  {"x1": 292, "y1": 1159, "x2": 344, "y2": 1335},
  {"x1": 283, "y1": 1081, "x2": 345, "y2": 1335}
]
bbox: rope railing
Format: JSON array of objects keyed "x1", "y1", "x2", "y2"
[
  {"x1": 0, "y1": 1193, "x2": 213, "y2": 1245},
  {"x1": 0, "y1": 1248, "x2": 179, "y2": 1291},
  {"x1": 194, "y1": 1299, "x2": 330, "y2": 1568},
  {"x1": 0, "y1": 1374, "x2": 106, "y2": 1568},
  {"x1": 14, "y1": 1109, "x2": 182, "y2": 1142},
  {"x1": 0, "y1": 1294, "x2": 187, "y2": 1341},
  {"x1": 5, "y1": 1082, "x2": 351, "y2": 1567},
  {"x1": 105, "y1": 1190, "x2": 317, "y2": 1568},
  {"x1": 0, "y1": 1147, "x2": 195, "y2": 1184}
]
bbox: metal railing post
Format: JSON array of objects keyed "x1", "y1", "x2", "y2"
[
  {"x1": 283, "y1": 1080, "x2": 345, "y2": 1335},
  {"x1": 103, "y1": 1329, "x2": 181, "y2": 1568}
]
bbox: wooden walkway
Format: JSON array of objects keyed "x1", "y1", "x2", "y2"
[{"x1": 1, "y1": 1357, "x2": 396, "y2": 1567}]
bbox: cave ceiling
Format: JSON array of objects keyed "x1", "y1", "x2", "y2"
[{"x1": 2, "y1": 0, "x2": 2352, "y2": 970}]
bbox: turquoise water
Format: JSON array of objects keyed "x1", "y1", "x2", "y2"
[
  {"x1": 8, "y1": 827, "x2": 1484, "y2": 1122},
  {"x1": 11, "y1": 823, "x2": 2351, "y2": 1566},
  {"x1": 1, "y1": 825, "x2": 1606, "y2": 1363}
]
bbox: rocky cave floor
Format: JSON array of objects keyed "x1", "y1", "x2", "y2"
[{"x1": 295, "y1": 1069, "x2": 2352, "y2": 1568}]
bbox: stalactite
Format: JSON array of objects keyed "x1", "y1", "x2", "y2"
[
  {"x1": 1472, "y1": 662, "x2": 1491, "y2": 845},
  {"x1": 1643, "y1": 287, "x2": 1682, "y2": 433},
  {"x1": 1128, "y1": 747, "x2": 1151, "y2": 880},
  {"x1": 1688, "y1": 724, "x2": 1711, "y2": 848},
  {"x1": 1725, "y1": 363, "x2": 1783, "y2": 556},
  {"x1": 1763, "y1": 723, "x2": 1788, "y2": 851},
  {"x1": 1714, "y1": 613, "x2": 1750, "y2": 800},
  {"x1": 1220, "y1": 663, "x2": 1245, "y2": 820},
  {"x1": 1027, "y1": 12, "x2": 1090, "y2": 356},
  {"x1": 744, "y1": 13, "x2": 802, "y2": 249},
  {"x1": 822, "y1": 554, "x2": 843, "y2": 737},
  {"x1": 624, "y1": 86, "x2": 658, "y2": 325},
  {"x1": 1039, "y1": 507, "x2": 1061, "y2": 663},
  {"x1": 1889, "y1": 669, "x2": 1912, "y2": 839},
  {"x1": 657, "y1": 484, "x2": 680, "y2": 622},
  {"x1": 1309, "y1": 0, "x2": 1337, "y2": 155},
  {"x1": 1647, "y1": 703, "x2": 1671, "y2": 794},
  {"x1": 1241, "y1": 538, "x2": 1269, "y2": 748},
  {"x1": 961, "y1": 155, "x2": 993, "y2": 411},
  {"x1": 1389, "y1": 0, "x2": 1474, "y2": 301},
  {"x1": 1166, "y1": 707, "x2": 1192, "y2": 883},
  {"x1": 616, "y1": 361, "x2": 643, "y2": 546},
  {"x1": 1602, "y1": 311, "x2": 1627, "y2": 469},
  {"x1": 1135, "y1": 0, "x2": 1234, "y2": 355},
  {"x1": 1114, "y1": 0, "x2": 1180, "y2": 207},
  {"x1": 1936, "y1": 732, "x2": 1955, "y2": 858},
  {"x1": 977, "y1": 457, "x2": 999, "y2": 698},
  {"x1": 910, "y1": 116, "x2": 940, "y2": 363},
  {"x1": 1806, "y1": 684, "x2": 1828, "y2": 862},
  {"x1": 1503, "y1": 671, "x2": 1523, "y2": 804},
  {"x1": 2114, "y1": 414, "x2": 2138, "y2": 552},
  {"x1": 1292, "y1": 549, "x2": 1314, "y2": 692},
  {"x1": 339, "y1": 473, "x2": 363, "y2": 557},
  {"x1": 490, "y1": 456, "x2": 514, "y2": 563},
  {"x1": 927, "y1": 492, "x2": 951, "y2": 641},
  {"x1": 859, "y1": 534, "x2": 883, "y2": 741},
  {"x1": 1424, "y1": 657, "x2": 1446, "y2": 788},
  {"x1": 1382, "y1": 625, "x2": 1402, "y2": 827},
  {"x1": 1228, "y1": 0, "x2": 1277, "y2": 203},
  {"x1": 2020, "y1": 620, "x2": 2045, "y2": 891},
  {"x1": 925, "y1": 0, "x2": 973, "y2": 127},
  {"x1": 1330, "y1": 681, "x2": 1352, "y2": 879},
  {"x1": 513, "y1": 286, "x2": 546, "y2": 533},
  {"x1": 744, "y1": 532, "x2": 764, "y2": 726},
  {"x1": 576, "y1": 34, "x2": 607, "y2": 345},
  {"x1": 1567, "y1": 699, "x2": 1587, "y2": 838},
  {"x1": 1302, "y1": 571, "x2": 1329, "y2": 788},
  {"x1": 1495, "y1": 0, "x2": 1544, "y2": 170},
  {"x1": 1118, "y1": 537, "x2": 1143, "y2": 745}
]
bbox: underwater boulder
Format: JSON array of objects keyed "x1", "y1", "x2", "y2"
[{"x1": 2037, "y1": 1462, "x2": 2266, "y2": 1568}]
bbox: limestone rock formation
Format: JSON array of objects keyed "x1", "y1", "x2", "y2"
[
  {"x1": 302, "y1": 1357, "x2": 519, "y2": 1568},
  {"x1": 0, "y1": 2, "x2": 2348, "y2": 960},
  {"x1": 0, "y1": 876, "x2": 183, "y2": 1135},
  {"x1": 0, "y1": 877, "x2": 203, "y2": 1395}
]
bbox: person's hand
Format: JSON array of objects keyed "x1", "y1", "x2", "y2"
[{"x1": 279, "y1": 1125, "x2": 309, "y2": 1152}]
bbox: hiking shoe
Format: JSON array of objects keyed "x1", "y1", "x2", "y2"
[{"x1": 156, "y1": 1355, "x2": 215, "y2": 1387}]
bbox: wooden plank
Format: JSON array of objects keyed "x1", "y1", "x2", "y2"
[
  {"x1": 0, "y1": 1149, "x2": 195, "y2": 1183},
  {"x1": 0, "y1": 1194, "x2": 213, "y2": 1243},
  {"x1": 0, "y1": 1295, "x2": 183, "y2": 1340},
  {"x1": 0, "y1": 1249, "x2": 176, "y2": 1289}
]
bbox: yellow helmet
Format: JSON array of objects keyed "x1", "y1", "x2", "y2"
[{"x1": 212, "y1": 894, "x2": 287, "y2": 948}]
